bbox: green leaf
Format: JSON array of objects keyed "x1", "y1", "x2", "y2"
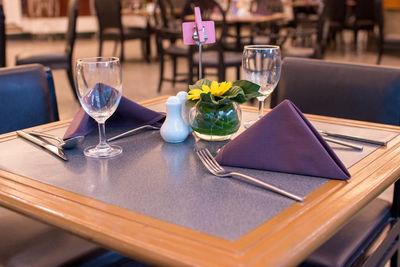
[
  {"x1": 189, "y1": 78, "x2": 212, "y2": 91},
  {"x1": 232, "y1": 80, "x2": 262, "y2": 101},
  {"x1": 223, "y1": 86, "x2": 247, "y2": 103}
]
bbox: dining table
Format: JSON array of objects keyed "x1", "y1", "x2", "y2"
[{"x1": 1, "y1": 95, "x2": 400, "y2": 266}]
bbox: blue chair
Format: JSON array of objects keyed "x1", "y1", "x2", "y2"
[
  {"x1": 273, "y1": 57, "x2": 400, "y2": 267},
  {"x1": 0, "y1": 64, "x2": 106, "y2": 266}
]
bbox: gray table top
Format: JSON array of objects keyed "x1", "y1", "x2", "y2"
[{"x1": 0, "y1": 103, "x2": 397, "y2": 241}]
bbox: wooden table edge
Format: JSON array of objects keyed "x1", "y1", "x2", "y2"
[{"x1": 0, "y1": 97, "x2": 399, "y2": 266}]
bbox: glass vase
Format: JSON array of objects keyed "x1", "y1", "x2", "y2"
[{"x1": 189, "y1": 101, "x2": 242, "y2": 141}]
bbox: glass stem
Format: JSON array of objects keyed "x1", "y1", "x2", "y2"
[
  {"x1": 97, "y1": 122, "x2": 109, "y2": 149},
  {"x1": 258, "y1": 98, "x2": 265, "y2": 120}
]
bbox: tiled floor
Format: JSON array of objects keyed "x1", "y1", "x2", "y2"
[{"x1": 6, "y1": 29, "x2": 400, "y2": 202}]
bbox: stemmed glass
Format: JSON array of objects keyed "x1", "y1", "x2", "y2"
[
  {"x1": 75, "y1": 57, "x2": 123, "y2": 158},
  {"x1": 242, "y1": 45, "x2": 281, "y2": 128}
]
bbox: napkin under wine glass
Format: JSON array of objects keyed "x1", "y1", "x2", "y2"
[
  {"x1": 64, "y1": 96, "x2": 165, "y2": 140},
  {"x1": 215, "y1": 99, "x2": 351, "y2": 180}
]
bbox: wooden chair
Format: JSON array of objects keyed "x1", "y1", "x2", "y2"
[
  {"x1": 273, "y1": 57, "x2": 400, "y2": 267},
  {"x1": 376, "y1": 0, "x2": 400, "y2": 64},
  {"x1": 183, "y1": 0, "x2": 242, "y2": 82},
  {"x1": 153, "y1": 0, "x2": 190, "y2": 92},
  {"x1": 16, "y1": 0, "x2": 79, "y2": 100},
  {"x1": 94, "y1": 0, "x2": 151, "y2": 62},
  {"x1": 0, "y1": 64, "x2": 106, "y2": 266}
]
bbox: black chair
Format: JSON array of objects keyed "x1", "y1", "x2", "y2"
[
  {"x1": 273, "y1": 57, "x2": 400, "y2": 267},
  {"x1": 0, "y1": 64, "x2": 107, "y2": 266},
  {"x1": 324, "y1": 0, "x2": 347, "y2": 46},
  {"x1": 15, "y1": 0, "x2": 79, "y2": 101},
  {"x1": 183, "y1": 0, "x2": 243, "y2": 82},
  {"x1": 0, "y1": 4, "x2": 6, "y2": 67},
  {"x1": 376, "y1": 0, "x2": 400, "y2": 64},
  {"x1": 280, "y1": 6, "x2": 330, "y2": 60},
  {"x1": 94, "y1": 0, "x2": 151, "y2": 62},
  {"x1": 153, "y1": 0, "x2": 190, "y2": 92},
  {"x1": 348, "y1": 0, "x2": 378, "y2": 48}
]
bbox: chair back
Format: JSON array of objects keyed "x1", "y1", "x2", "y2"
[
  {"x1": 325, "y1": 0, "x2": 346, "y2": 26},
  {"x1": 94, "y1": 0, "x2": 123, "y2": 35},
  {"x1": 273, "y1": 57, "x2": 400, "y2": 125},
  {"x1": 0, "y1": 4, "x2": 5, "y2": 67},
  {"x1": 0, "y1": 64, "x2": 59, "y2": 134},
  {"x1": 154, "y1": 0, "x2": 177, "y2": 28},
  {"x1": 354, "y1": 0, "x2": 376, "y2": 21},
  {"x1": 65, "y1": 0, "x2": 79, "y2": 59}
]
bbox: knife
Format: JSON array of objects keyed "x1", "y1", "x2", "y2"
[
  {"x1": 323, "y1": 136, "x2": 363, "y2": 151},
  {"x1": 16, "y1": 131, "x2": 68, "y2": 161},
  {"x1": 318, "y1": 130, "x2": 387, "y2": 146}
]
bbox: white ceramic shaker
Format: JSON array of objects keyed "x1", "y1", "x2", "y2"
[
  {"x1": 176, "y1": 91, "x2": 192, "y2": 133},
  {"x1": 160, "y1": 96, "x2": 189, "y2": 143}
]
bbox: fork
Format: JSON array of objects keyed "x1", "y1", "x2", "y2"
[{"x1": 196, "y1": 148, "x2": 305, "y2": 202}]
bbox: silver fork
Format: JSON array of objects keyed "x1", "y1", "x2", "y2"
[{"x1": 196, "y1": 148, "x2": 305, "y2": 202}]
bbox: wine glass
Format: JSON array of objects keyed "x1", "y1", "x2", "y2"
[
  {"x1": 242, "y1": 45, "x2": 281, "y2": 128},
  {"x1": 75, "y1": 57, "x2": 123, "y2": 158}
]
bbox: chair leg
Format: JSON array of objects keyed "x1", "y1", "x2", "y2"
[
  {"x1": 377, "y1": 49, "x2": 383, "y2": 65},
  {"x1": 218, "y1": 67, "x2": 225, "y2": 82},
  {"x1": 354, "y1": 29, "x2": 358, "y2": 49},
  {"x1": 66, "y1": 67, "x2": 78, "y2": 101},
  {"x1": 145, "y1": 36, "x2": 151, "y2": 62},
  {"x1": 158, "y1": 54, "x2": 165, "y2": 93},
  {"x1": 98, "y1": 37, "x2": 103, "y2": 57},
  {"x1": 236, "y1": 65, "x2": 240, "y2": 80},
  {"x1": 120, "y1": 39, "x2": 125, "y2": 62},
  {"x1": 172, "y1": 56, "x2": 177, "y2": 87},
  {"x1": 113, "y1": 40, "x2": 118, "y2": 56}
]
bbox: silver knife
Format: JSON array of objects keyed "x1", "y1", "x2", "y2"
[
  {"x1": 323, "y1": 136, "x2": 363, "y2": 151},
  {"x1": 16, "y1": 131, "x2": 68, "y2": 161},
  {"x1": 318, "y1": 130, "x2": 387, "y2": 146}
]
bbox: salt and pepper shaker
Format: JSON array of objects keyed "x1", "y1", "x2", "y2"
[
  {"x1": 176, "y1": 91, "x2": 192, "y2": 133},
  {"x1": 160, "y1": 96, "x2": 189, "y2": 143}
]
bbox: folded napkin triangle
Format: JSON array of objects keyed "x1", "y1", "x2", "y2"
[
  {"x1": 64, "y1": 96, "x2": 165, "y2": 139},
  {"x1": 215, "y1": 100, "x2": 351, "y2": 180}
]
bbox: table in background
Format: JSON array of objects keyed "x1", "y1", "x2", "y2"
[{"x1": 1, "y1": 96, "x2": 400, "y2": 266}]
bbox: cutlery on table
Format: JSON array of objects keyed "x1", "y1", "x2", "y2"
[
  {"x1": 30, "y1": 130, "x2": 84, "y2": 149},
  {"x1": 107, "y1": 125, "x2": 161, "y2": 142},
  {"x1": 323, "y1": 136, "x2": 363, "y2": 151},
  {"x1": 196, "y1": 148, "x2": 305, "y2": 202},
  {"x1": 318, "y1": 130, "x2": 387, "y2": 146},
  {"x1": 16, "y1": 131, "x2": 68, "y2": 161}
]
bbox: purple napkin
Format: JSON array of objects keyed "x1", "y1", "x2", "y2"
[
  {"x1": 64, "y1": 96, "x2": 165, "y2": 139},
  {"x1": 215, "y1": 100, "x2": 351, "y2": 180}
]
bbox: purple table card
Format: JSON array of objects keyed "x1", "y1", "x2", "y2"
[{"x1": 215, "y1": 100, "x2": 351, "y2": 180}]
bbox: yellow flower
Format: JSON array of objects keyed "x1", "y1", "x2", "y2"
[
  {"x1": 214, "y1": 81, "x2": 232, "y2": 96},
  {"x1": 187, "y1": 88, "x2": 204, "y2": 100},
  {"x1": 188, "y1": 81, "x2": 232, "y2": 100}
]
